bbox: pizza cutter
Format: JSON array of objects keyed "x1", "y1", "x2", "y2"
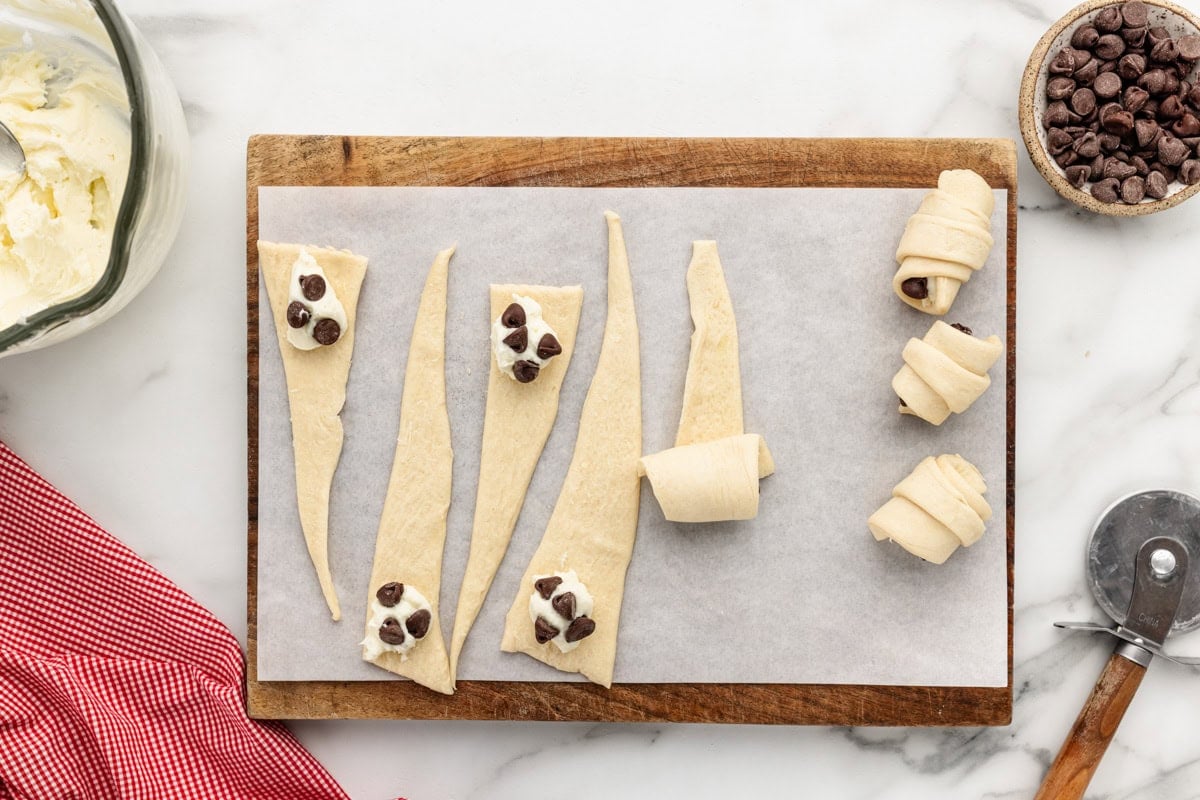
[{"x1": 1035, "y1": 490, "x2": 1200, "y2": 800}]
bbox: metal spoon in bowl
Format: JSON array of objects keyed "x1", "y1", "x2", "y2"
[{"x1": 0, "y1": 120, "x2": 25, "y2": 176}]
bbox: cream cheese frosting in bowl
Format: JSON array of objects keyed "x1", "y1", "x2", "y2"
[{"x1": 0, "y1": 0, "x2": 188, "y2": 357}]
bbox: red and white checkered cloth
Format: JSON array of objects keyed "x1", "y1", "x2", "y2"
[{"x1": 0, "y1": 440, "x2": 350, "y2": 800}]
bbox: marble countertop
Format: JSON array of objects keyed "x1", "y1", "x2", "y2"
[{"x1": 3, "y1": 0, "x2": 1200, "y2": 797}]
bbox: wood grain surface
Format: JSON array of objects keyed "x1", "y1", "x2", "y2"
[
  {"x1": 1034, "y1": 650, "x2": 1148, "y2": 800},
  {"x1": 247, "y1": 136, "x2": 1017, "y2": 724}
]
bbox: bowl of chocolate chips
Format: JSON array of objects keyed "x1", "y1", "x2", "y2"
[{"x1": 1021, "y1": 0, "x2": 1200, "y2": 214}]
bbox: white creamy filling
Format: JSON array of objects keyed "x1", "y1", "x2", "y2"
[
  {"x1": 360, "y1": 585, "x2": 431, "y2": 662},
  {"x1": 490, "y1": 293, "x2": 558, "y2": 380},
  {"x1": 285, "y1": 249, "x2": 347, "y2": 350},
  {"x1": 528, "y1": 570, "x2": 594, "y2": 654},
  {"x1": 0, "y1": 46, "x2": 131, "y2": 330}
]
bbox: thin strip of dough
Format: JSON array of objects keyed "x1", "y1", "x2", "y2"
[
  {"x1": 259, "y1": 241, "x2": 367, "y2": 621},
  {"x1": 361, "y1": 247, "x2": 455, "y2": 694},
  {"x1": 500, "y1": 211, "x2": 641, "y2": 688},
  {"x1": 448, "y1": 284, "x2": 583, "y2": 678}
]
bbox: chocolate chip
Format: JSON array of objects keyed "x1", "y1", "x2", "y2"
[
  {"x1": 1152, "y1": 161, "x2": 1179, "y2": 182},
  {"x1": 1090, "y1": 153, "x2": 1107, "y2": 179},
  {"x1": 1122, "y1": 26, "x2": 1147, "y2": 48},
  {"x1": 379, "y1": 618, "x2": 406, "y2": 646},
  {"x1": 900, "y1": 277, "x2": 928, "y2": 299},
  {"x1": 405, "y1": 608, "x2": 431, "y2": 639},
  {"x1": 534, "y1": 576, "x2": 562, "y2": 600},
  {"x1": 1173, "y1": 113, "x2": 1200, "y2": 137},
  {"x1": 1146, "y1": 169, "x2": 1170, "y2": 198},
  {"x1": 1065, "y1": 164, "x2": 1091, "y2": 188},
  {"x1": 1093, "y1": 71, "x2": 1123, "y2": 98},
  {"x1": 1095, "y1": 34, "x2": 1126, "y2": 60},
  {"x1": 1135, "y1": 118, "x2": 1161, "y2": 147},
  {"x1": 1118, "y1": 53, "x2": 1147, "y2": 81},
  {"x1": 1131, "y1": 154, "x2": 1150, "y2": 176},
  {"x1": 1055, "y1": 149, "x2": 1079, "y2": 168},
  {"x1": 1140, "y1": 68, "x2": 1168, "y2": 94},
  {"x1": 1091, "y1": 177, "x2": 1122, "y2": 202},
  {"x1": 1104, "y1": 157, "x2": 1138, "y2": 179},
  {"x1": 1120, "y1": 175, "x2": 1147, "y2": 203},
  {"x1": 1072, "y1": 24, "x2": 1100, "y2": 49},
  {"x1": 534, "y1": 616, "x2": 560, "y2": 644},
  {"x1": 536, "y1": 333, "x2": 562, "y2": 360},
  {"x1": 1151, "y1": 38, "x2": 1179, "y2": 63},
  {"x1": 501, "y1": 302, "x2": 526, "y2": 328},
  {"x1": 1122, "y1": 1, "x2": 1149, "y2": 27},
  {"x1": 1159, "y1": 134, "x2": 1192, "y2": 165},
  {"x1": 312, "y1": 318, "x2": 341, "y2": 346},
  {"x1": 1076, "y1": 59, "x2": 1102, "y2": 84},
  {"x1": 1047, "y1": 76, "x2": 1077, "y2": 100},
  {"x1": 1120, "y1": 85, "x2": 1150, "y2": 114},
  {"x1": 1044, "y1": 101, "x2": 1071, "y2": 128},
  {"x1": 286, "y1": 301, "x2": 310, "y2": 329},
  {"x1": 512, "y1": 360, "x2": 540, "y2": 383},
  {"x1": 1182, "y1": 159, "x2": 1200, "y2": 184},
  {"x1": 1179, "y1": 35, "x2": 1200, "y2": 62},
  {"x1": 1050, "y1": 48, "x2": 1077, "y2": 76},
  {"x1": 950, "y1": 323, "x2": 973, "y2": 335},
  {"x1": 503, "y1": 325, "x2": 528, "y2": 352},
  {"x1": 551, "y1": 591, "x2": 576, "y2": 620},
  {"x1": 1102, "y1": 109, "x2": 1135, "y2": 135},
  {"x1": 897, "y1": 395, "x2": 907, "y2": 408},
  {"x1": 376, "y1": 581, "x2": 405, "y2": 607},
  {"x1": 564, "y1": 616, "x2": 596, "y2": 643},
  {"x1": 1073, "y1": 131, "x2": 1102, "y2": 158},
  {"x1": 1071, "y1": 87, "x2": 1097, "y2": 116},
  {"x1": 299, "y1": 274, "x2": 326, "y2": 302},
  {"x1": 1160, "y1": 94, "x2": 1186, "y2": 120},
  {"x1": 1148, "y1": 26, "x2": 1172, "y2": 48},
  {"x1": 1099, "y1": 132, "x2": 1123, "y2": 152},
  {"x1": 1095, "y1": 6, "x2": 1122, "y2": 32}
]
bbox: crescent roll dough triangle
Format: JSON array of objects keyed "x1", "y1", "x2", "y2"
[
  {"x1": 448, "y1": 283, "x2": 583, "y2": 679},
  {"x1": 360, "y1": 247, "x2": 455, "y2": 694},
  {"x1": 500, "y1": 211, "x2": 641, "y2": 688},
  {"x1": 638, "y1": 240, "x2": 774, "y2": 523},
  {"x1": 259, "y1": 241, "x2": 367, "y2": 621}
]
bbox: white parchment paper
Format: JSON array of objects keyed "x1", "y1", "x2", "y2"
[{"x1": 257, "y1": 185, "x2": 1008, "y2": 687}]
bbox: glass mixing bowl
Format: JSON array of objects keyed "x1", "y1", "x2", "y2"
[{"x1": 0, "y1": 0, "x2": 188, "y2": 356}]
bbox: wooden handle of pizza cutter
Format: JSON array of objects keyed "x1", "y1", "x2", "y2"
[{"x1": 1034, "y1": 646, "x2": 1147, "y2": 800}]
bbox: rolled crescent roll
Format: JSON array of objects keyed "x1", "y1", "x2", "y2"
[
  {"x1": 893, "y1": 169, "x2": 995, "y2": 316},
  {"x1": 892, "y1": 320, "x2": 1002, "y2": 426},
  {"x1": 868, "y1": 454, "x2": 991, "y2": 564}
]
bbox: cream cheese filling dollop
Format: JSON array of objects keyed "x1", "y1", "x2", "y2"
[
  {"x1": 0, "y1": 48, "x2": 131, "y2": 330},
  {"x1": 361, "y1": 582, "x2": 433, "y2": 661},
  {"x1": 285, "y1": 249, "x2": 347, "y2": 350},
  {"x1": 490, "y1": 293, "x2": 562, "y2": 383},
  {"x1": 528, "y1": 570, "x2": 595, "y2": 653}
]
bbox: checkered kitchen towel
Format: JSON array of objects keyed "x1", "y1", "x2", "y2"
[{"x1": 0, "y1": 441, "x2": 349, "y2": 800}]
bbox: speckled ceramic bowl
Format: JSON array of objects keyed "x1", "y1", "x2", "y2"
[{"x1": 1019, "y1": 0, "x2": 1200, "y2": 216}]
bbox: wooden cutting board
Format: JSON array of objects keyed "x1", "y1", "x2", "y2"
[{"x1": 246, "y1": 136, "x2": 1016, "y2": 724}]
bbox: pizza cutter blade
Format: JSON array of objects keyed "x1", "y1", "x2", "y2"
[{"x1": 1035, "y1": 490, "x2": 1200, "y2": 800}]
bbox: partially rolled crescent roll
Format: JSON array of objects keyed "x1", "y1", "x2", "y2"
[
  {"x1": 893, "y1": 320, "x2": 1002, "y2": 426},
  {"x1": 638, "y1": 434, "x2": 774, "y2": 523},
  {"x1": 868, "y1": 454, "x2": 991, "y2": 564},
  {"x1": 893, "y1": 169, "x2": 995, "y2": 316}
]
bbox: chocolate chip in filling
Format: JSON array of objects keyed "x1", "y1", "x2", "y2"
[
  {"x1": 900, "y1": 277, "x2": 929, "y2": 300},
  {"x1": 503, "y1": 325, "x2": 528, "y2": 352},
  {"x1": 405, "y1": 608, "x2": 431, "y2": 639},
  {"x1": 564, "y1": 616, "x2": 596, "y2": 643},
  {"x1": 534, "y1": 576, "x2": 562, "y2": 600},
  {"x1": 536, "y1": 333, "x2": 562, "y2": 360},
  {"x1": 375, "y1": 581, "x2": 404, "y2": 607},
  {"x1": 501, "y1": 302, "x2": 526, "y2": 328},
  {"x1": 950, "y1": 322, "x2": 973, "y2": 336},
  {"x1": 286, "y1": 301, "x2": 310, "y2": 329},
  {"x1": 313, "y1": 318, "x2": 341, "y2": 346},
  {"x1": 512, "y1": 360, "x2": 540, "y2": 384},
  {"x1": 534, "y1": 616, "x2": 560, "y2": 644},
  {"x1": 299, "y1": 274, "x2": 326, "y2": 302},
  {"x1": 551, "y1": 591, "x2": 576, "y2": 620},
  {"x1": 379, "y1": 618, "x2": 406, "y2": 645}
]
